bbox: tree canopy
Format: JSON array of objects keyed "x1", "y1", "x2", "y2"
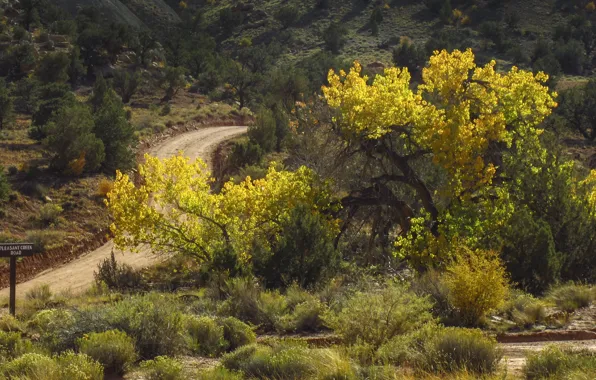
[{"x1": 106, "y1": 155, "x2": 336, "y2": 265}]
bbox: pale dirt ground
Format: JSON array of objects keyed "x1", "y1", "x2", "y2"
[{"x1": 0, "y1": 126, "x2": 247, "y2": 299}]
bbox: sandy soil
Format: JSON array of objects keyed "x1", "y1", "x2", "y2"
[{"x1": 0, "y1": 126, "x2": 247, "y2": 299}]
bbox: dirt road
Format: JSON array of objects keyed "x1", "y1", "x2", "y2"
[{"x1": 0, "y1": 126, "x2": 247, "y2": 298}]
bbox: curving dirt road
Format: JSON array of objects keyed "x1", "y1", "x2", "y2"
[{"x1": 0, "y1": 126, "x2": 247, "y2": 299}]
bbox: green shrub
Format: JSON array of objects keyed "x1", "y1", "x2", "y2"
[
  {"x1": 55, "y1": 351, "x2": 104, "y2": 380},
  {"x1": 220, "y1": 317, "x2": 256, "y2": 351},
  {"x1": 422, "y1": 328, "x2": 502, "y2": 374},
  {"x1": 501, "y1": 291, "x2": 546, "y2": 327},
  {"x1": 218, "y1": 277, "x2": 263, "y2": 324},
  {"x1": 94, "y1": 252, "x2": 145, "y2": 291},
  {"x1": 253, "y1": 204, "x2": 340, "y2": 289},
  {"x1": 524, "y1": 346, "x2": 596, "y2": 380},
  {"x1": 217, "y1": 278, "x2": 288, "y2": 331},
  {"x1": 196, "y1": 367, "x2": 243, "y2": 380},
  {"x1": 547, "y1": 283, "x2": 594, "y2": 312},
  {"x1": 106, "y1": 293, "x2": 187, "y2": 359},
  {"x1": 40, "y1": 294, "x2": 186, "y2": 359},
  {"x1": 0, "y1": 353, "x2": 60, "y2": 379},
  {"x1": 323, "y1": 282, "x2": 434, "y2": 350},
  {"x1": 323, "y1": 23, "x2": 347, "y2": 54},
  {"x1": 222, "y1": 343, "x2": 355, "y2": 379},
  {"x1": 76, "y1": 330, "x2": 137, "y2": 374},
  {"x1": 26, "y1": 284, "x2": 53, "y2": 304},
  {"x1": 141, "y1": 356, "x2": 184, "y2": 380},
  {"x1": 283, "y1": 299, "x2": 326, "y2": 333},
  {"x1": 26, "y1": 230, "x2": 65, "y2": 252},
  {"x1": 375, "y1": 323, "x2": 439, "y2": 367},
  {"x1": 411, "y1": 271, "x2": 456, "y2": 325},
  {"x1": 275, "y1": 5, "x2": 300, "y2": 28},
  {"x1": 0, "y1": 331, "x2": 34, "y2": 359},
  {"x1": 392, "y1": 39, "x2": 426, "y2": 73},
  {"x1": 443, "y1": 247, "x2": 509, "y2": 326},
  {"x1": 187, "y1": 316, "x2": 226, "y2": 357},
  {"x1": 0, "y1": 314, "x2": 23, "y2": 332}
]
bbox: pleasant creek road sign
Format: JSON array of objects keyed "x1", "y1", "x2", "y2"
[
  {"x1": 0, "y1": 243, "x2": 40, "y2": 316},
  {"x1": 0, "y1": 244, "x2": 36, "y2": 258}
]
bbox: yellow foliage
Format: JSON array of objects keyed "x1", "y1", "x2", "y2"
[
  {"x1": 322, "y1": 49, "x2": 557, "y2": 196},
  {"x1": 452, "y1": 9, "x2": 463, "y2": 20},
  {"x1": 443, "y1": 245, "x2": 509, "y2": 325},
  {"x1": 97, "y1": 179, "x2": 114, "y2": 197},
  {"x1": 106, "y1": 154, "x2": 337, "y2": 263},
  {"x1": 67, "y1": 152, "x2": 86, "y2": 176},
  {"x1": 586, "y1": 1, "x2": 596, "y2": 12},
  {"x1": 179, "y1": 1, "x2": 188, "y2": 9},
  {"x1": 581, "y1": 169, "x2": 596, "y2": 213}
]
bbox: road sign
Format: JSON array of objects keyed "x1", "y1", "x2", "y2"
[{"x1": 0, "y1": 243, "x2": 39, "y2": 316}]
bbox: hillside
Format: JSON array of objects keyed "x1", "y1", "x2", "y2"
[{"x1": 54, "y1": 0, "x2": 181, "y2": 29}]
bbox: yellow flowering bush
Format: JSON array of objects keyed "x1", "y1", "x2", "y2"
[
  {"x1": 442, "y1": 244, "x2": 509, "y2": 326},
  {"x1": 106, "y1": 154, "x2": 337, "y2": 264}
]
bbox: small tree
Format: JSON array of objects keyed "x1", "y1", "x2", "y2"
[
  {"x1": 219, "y1": 7, "x2": 244, "y2": 34},
  {"x1": 30, "y1": 83, "x2": 75, "y2": 140},
  {"x1": 44, "y1": 103, "x2": 105, "y2": 174},
  {"x1": 248, "y1": 108, "x2": 277, "y2": 153},
  {"x1": 393, "y1": 39, "x2": 426, "y2": 74},
  {"x1": 90, "y1": 74, "x2": 109, "y2": 111},
  {"x1": 93, "y1": 89, "x2": 136, "y2": 172},
  {"x1": 253, "y1": 203, "x2": 340, "y2": 289},
  {"x1": 275, "y1": 5, "x2": 300, "y2": 29},
  {"x1": 113, "y1": 69, "x2": 142, "y2": 104},
  {"x1": 160, "y1": 66, "x2": 186, "y2": 101},
  {"x1": 35, "y1": 52, "x2": 70, "y2": 84},
  {"x1": 224, "y1": 60, "x2": 260, "y2": 109},
  {"x1": 323, "y1": 23, "x2": 347, "y2": 54},
  {"x1": 67, "y1": 46, "x2": 86, "y2": 86},
  {"x1": 132, "y1": 31, "x2": 158, "y2": 67},
  {"x1": 0, "y1": 79, "x2": 14, "y2": 130}
]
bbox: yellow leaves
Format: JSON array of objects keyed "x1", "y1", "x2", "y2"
[
  {"x1": 323, "y1": 61, "x2": 423, "y2": 139},
  {"x1": 106, "y1": 153, "x2": 335, "y2": 262},
  {"x1": 322, "y1": 49, "x2": 557, "y2": 197},
  {"x1": 581, "y1": 170, "x2": 596, "y2": 213}
]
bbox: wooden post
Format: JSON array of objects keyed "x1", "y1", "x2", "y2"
[
  {"x1": 9, "y1": 257, "x2": 15, "y2": 316},
  {"x1": 0, "y1": 243, "x2": 38, "y2": 316}
]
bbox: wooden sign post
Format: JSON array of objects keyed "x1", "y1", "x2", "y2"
[{"x1": 0, "y1": 243, "x2": 37, "y2": 316}]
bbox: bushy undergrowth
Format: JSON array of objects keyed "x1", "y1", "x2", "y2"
[
  {"x1": 221, "y1": 343, "x2": 356, "y2": 380},
  {"x1": 0, "y1": 330, "x2": 35, "y2": 359},
  {"x1": 140, "y1": 356, "x2": 184, "y2": 380},
  {"x1": 422, "y1": 328, "x2": 502, "y2": 374},
  {"x1": 0, "y1": 351, "x2": 103, "y2": 380},
  {"x1": 500, "y1": 290, "x2": 547, "y2": 328},
  {"x1": 196, "y1": 367, "x2": 243, "y2": 380},
  {"x1": 34, "y1": 293, "x2": 186, "y2": 359},
  {"x1": 547, "y1": 283, "x2": 595, "y2": 312},
  {"x1": 220, "y1": 317, "x2": 257, "y2": 351},
  {"x1": 217, "y1": 278, "x2": 328, "y2": 333},
  {"x1": 524, "y1": 346, "x2": 596, "y2": 379},
  {"x1": 187, "y1": 315, "x2": 227, "y2": 357},
  {"x1": 76, "y1": 329, "x2": 137, "y2": 374},
  {"x1": 323, "y1": 281, "x2": 434, "y2": 355},
  {"x1": 94, "y1": 252, "x2": 146, "y2": 291},
  {"x1": 376, "y1": 326, "x2": 501, "y2": 375}
]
